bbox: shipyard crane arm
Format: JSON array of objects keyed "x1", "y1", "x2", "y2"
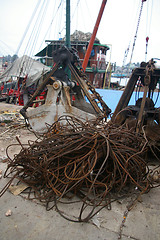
[{"x1": 82, "y1": 0, "x2": 107, "y2": 72}]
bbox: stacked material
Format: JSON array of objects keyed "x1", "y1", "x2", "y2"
[
  {"x1": 0, "y1": 116, "x2": 159, "y2": 222},
  {"x1": 64, "y1": 30, "x2": 100, "y2": 42}
]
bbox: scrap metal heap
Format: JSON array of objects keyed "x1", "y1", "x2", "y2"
[
  {"x1": 0, "y1": 114, "x2": 160, "y2": 223},
  {"x1": 0, "y1": 54, "x2": 160, "y2": 225},
  {"x1": 0, "y1": 117, "x2": 153, "y2": 218}
]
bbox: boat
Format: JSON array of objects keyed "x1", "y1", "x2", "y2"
[
  {"x1": 18, "y1": 0, "x2": 112, "y2": 132},
  {"x1": 35, "y1": 31, "x2": 112, "y2": 89}
]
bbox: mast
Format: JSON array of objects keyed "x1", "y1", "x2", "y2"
[
  {"x1": 82, "y1": 0, "x2": 107, "y2": 72},
  {"x1": 65, "y1": 0, "x2": 71, "y2": 78},
  {"x1": 66, "y1": 0, "x2": 71, "y2": 48}
]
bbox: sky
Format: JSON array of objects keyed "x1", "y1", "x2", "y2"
[{"x1": 0, "y1": 0, "x2": 160, "y2": 66}]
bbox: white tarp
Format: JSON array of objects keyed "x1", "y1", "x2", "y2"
[{"x1": 0, "y1": 55, "x2": 50, "y2": 87}]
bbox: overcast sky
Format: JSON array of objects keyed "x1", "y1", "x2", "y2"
[{"x1": 0, "y1": 0, "x2": 159, "y2": 66}]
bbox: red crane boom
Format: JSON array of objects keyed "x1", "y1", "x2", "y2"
[{"x1": 82, "y1": 0, "x2": 107, "y2": 72}]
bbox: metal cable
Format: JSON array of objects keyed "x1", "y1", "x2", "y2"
[{"x1": 1, "y1": 115, "x2": 159, "y2": 222}]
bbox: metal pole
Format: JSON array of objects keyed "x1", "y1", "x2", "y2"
[
  {"x1": 65, "y1": 0, "x2": 71, "y2": 78},
  {"x1": 82, "y1": 0, "x2": 107, "y2": 72},
  {"x1": 66, "y1": 0, "x2": 71, "y2": 48}
]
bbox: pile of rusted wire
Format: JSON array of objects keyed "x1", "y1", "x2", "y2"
[{"x1": 0, "y1": 116, "x2": 156, "y2": 222}]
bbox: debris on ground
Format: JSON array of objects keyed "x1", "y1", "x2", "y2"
[
  {"x1": 0, "y1": 113, "x2": 26, "y2": 144},
  {"x1": 0, "y1": 110, "x2": 24, "y2": 124},
  {"x1": 0, "y1": 156, "x2": 9, "y2": 163},
  {"x1": 0, "y1": 115, "x2": 159, "y2": 225},
  {"x1": 5, "y1": 209, "x2": 12, "y2": 217},
  {"x1": 0, "y1": 107, "x2": 26, "y2": 140},
  {"x1": 9, "y1": 184, "x2": 29, "y2": 196}
]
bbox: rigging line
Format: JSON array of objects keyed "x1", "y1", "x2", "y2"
[
  {"x1": 41, "y1": 0, "x2": 64, "y2": 43},
  {"x1": 28, "y1": 0, "x2": 49, "y2": 57},
  {"x1": 16, "y1": 0, "x2": 41, "y2": 56},
  {"x1": 0, "y1": 47, "x2": 11, "y2": 57},
  {"x1": 70, "y1": 0, "x2": 81, "y2": 40},
  {"x1": 84, "y1": 0, "x2": 93, "y2": 23},
  {"x1": 129, "y1": 0, "x2": 146, "y2": 65},
  {"x1": 57, "y1": 0, "x2": 64, "y2": 39},
  {"x1": 147, "y1": 0, "x2": 153, "y2": 36},
  {"x1": 144, "y1": 1, "x2": 150, "y2": 61},
  {"x1": 55, "y1": 1, "x2": 66, "y2": 39},
  {"x1": 71, "y1": 0, "x2": 80, "y2": 20},
  {"x1": 47, "y1": 0, "x2": 57, "y2": 40},
  {"x1": 23, "y1": 0, "x2": 49, "y2": 73},
  {"x1": 26, "y1": 12, "x2": 49, "y2": 76},
  {"x1": 122, "y1": 0, "x2": 141, "y2": 67},
  {"x1": 23, "y1": 0, "x2": 46, "y2": 54},
  {"x1": 20, "y1": 3, "x2": 46, "y2": 74},
  {"x1": 39, "y1": 0, "x2": 64, "y2": 49},
  {"x1": 14, "y1": 0, "x2": 45, "y2": 78},
  {"x1": 16, "y1": 0, "x2": 49, "y2": 94},
  {"x1": 146, "y1": 0, "x2": 149, "y2": 35},
  {"x1": 122, "y1": 43, "x2": 130, "y2": 67},
  {"x1": 145, "y1": 0, "x2": 153, "y2": 38},
  {"x1": 26, "y1": 0, "x2": 48, "y2": 54},
  {"x1": 59, "y1": 0, "x2": 92, "y2": 36},
  {"x1": 127, "y1": 1, "x2": 138, "y2": 43},
  {"x1": 0, "y1": 49, "x2": 4, "y2": 55},
  {"x1": 0, "y1": 40, "x2": 15, "y2": 55},
  {"x1": 125, "y1": 0, "x2": 141, "y2": 56},
  {"x1": 16, "y1": 10, "x2": 44, "y2": 81},
  {"x1": 55, "y1": 0, "x2": 65, "y2": 39},
  {"x1": 121, "y1": 43, "x2": 130, "y2": 79},
  {"x1": 78, "y1": 1, "x2": 87, "y2": 32},
  {"x1": 79, "y1": 0, "x2": 97, "y2": 34},
  {"x1": 75, "y1": 1, "x2": 79, "y2": 38}
]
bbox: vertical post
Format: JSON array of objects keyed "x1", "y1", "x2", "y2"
[
  {"x1": 66, "y1": 0, "x2": 71, "y2": 48},
  {"x1": 65, "y1": 0, "x2": 71, "y2": 78}
]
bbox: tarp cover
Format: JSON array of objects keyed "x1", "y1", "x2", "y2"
[{"x1": 0, "y1": 55, "x2": 50, "y2": 87}]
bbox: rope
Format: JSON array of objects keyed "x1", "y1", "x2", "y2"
[
  {"x1": 146, "y1": 0, "x2": 153, "y2": 37},
  {"x1": 129, "y1": 0, "x2": 146, "y2": 65},
  {"x1": 15, "y1": 0, "x2": 42, "y2": 56},
  {"x1": 40, "y1": 0, "x2": 64, "y2": 47},
  {"x1": 22, "y1": 0, "x2": 50, "y2": 75},
  {"x1": 12, "y1": 0, "x2": 48, "y2": 80},
  {"x1": 54, "y1": 0, "x2": 65, "y2": 40},
  {"x1": 71, "y1": 0, "x2": 81, "y2": 20},
  {"x1": 121, "y1": 0, "x2": 142, "y2": 71},
  {"x1": 23, "y1": 0, "x2": 48, "y2": 57},
  {"x1": 145, "y1": 0, "x2": 153, "y2": 61}
]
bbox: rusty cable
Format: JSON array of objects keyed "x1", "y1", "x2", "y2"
[{"x1": 0, "y1": 115, "x2": 159, "y2": 222}]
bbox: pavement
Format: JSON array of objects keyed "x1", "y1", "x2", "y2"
[
  {"x1": 0, "y1": 164, "x2": 160, "y2": 240},
  {"x1": 0, "y1": 102, "x2": 160, "y2": 240}
]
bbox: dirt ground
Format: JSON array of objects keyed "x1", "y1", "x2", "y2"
[{"x1": 0, "y1": 102, "x2": 160, "y2": 240}]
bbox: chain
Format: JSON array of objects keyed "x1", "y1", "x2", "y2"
[
  {"x1": 129, "y1": 0, "x2": 146, "y2": 65},
  {"x1": 72, "y1": 63, "x2": 111, "y2": 119}
]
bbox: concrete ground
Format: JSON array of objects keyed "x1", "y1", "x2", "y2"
[{"x1": 0, "y1": 103, "x2": 160, "y2": 240}]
